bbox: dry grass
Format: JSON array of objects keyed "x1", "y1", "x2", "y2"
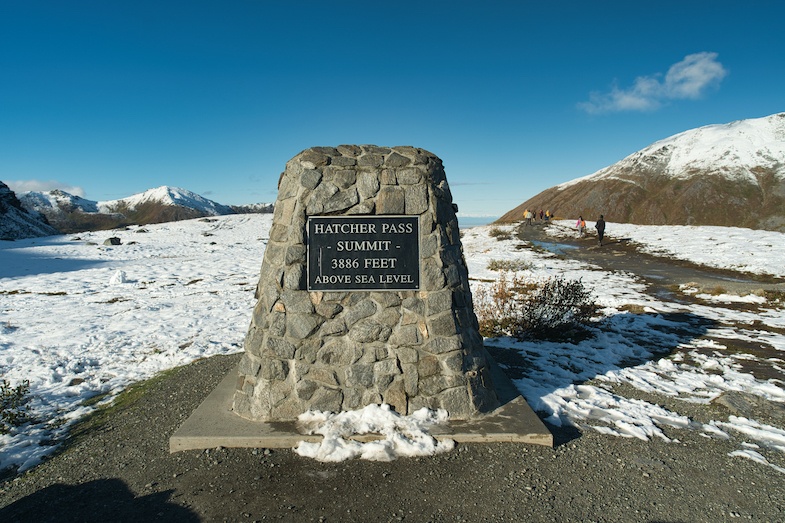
[
  {"x1": 487, "y1": 259, "x2": 533, "y2": 272},
  {"x1": 617, "y1": 304, "x2": 649, "y2": 314},
  {"x1": 488, "y1": 227, "x2": 512, "y2": 241}
]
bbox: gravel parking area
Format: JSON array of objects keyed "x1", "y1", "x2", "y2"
[{"x1": 2, "y1": 352, "x2": 783, "y2": 522}]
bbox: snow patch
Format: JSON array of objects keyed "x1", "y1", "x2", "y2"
[{"x1": 294, "y1": 404, "x2": 454, "y2": 462}]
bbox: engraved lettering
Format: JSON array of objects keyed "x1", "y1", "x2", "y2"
[
  {"x1": 336, "y1": 240, "x2": 392, "y2": 252},
  {"x1": 364, "y1": 258, "x2": 397, "y2": 269}
]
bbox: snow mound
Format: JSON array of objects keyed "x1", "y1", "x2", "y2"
[{"x1": 294, "y1": 404, "x2": 455, "y2": 462}]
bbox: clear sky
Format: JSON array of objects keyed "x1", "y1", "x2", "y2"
[{"x1": 2, "y1": 1, "x2": 783, "y2": 217}]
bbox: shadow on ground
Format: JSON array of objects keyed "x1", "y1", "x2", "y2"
[
  {"x1": 0, "y1": 478, "x2": 198, "y2": 522},
  {"x1": 0, "y1": 238, "x2": 109, "y2": 279},
  {"x1": 486, "y1": 309, "x2": 717, "y2": 445}
]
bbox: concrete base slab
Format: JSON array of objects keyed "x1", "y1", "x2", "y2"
[{"x1": 170, "y1": 353, "x2": 552, "y2": 452}]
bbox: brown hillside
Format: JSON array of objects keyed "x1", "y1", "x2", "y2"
[
  {"x1": 45, "y1": 202, "x2": 212, "y2": 233},
  {"x1": 499, "y1": 168, "x2": 785, "y2": 231}
]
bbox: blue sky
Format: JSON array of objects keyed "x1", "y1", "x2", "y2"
[{"x1": 2, "y1": 1, "x2": 783, "y2": 217}]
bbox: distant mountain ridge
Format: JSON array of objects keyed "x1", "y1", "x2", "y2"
[
  {"x1": 499, "y1": 112, "x2": 785, "y2": 231},
  {"x1": 97, "y1": 186, "x2": 234, "y2": 216},
  {"x1": 15, "y1": 185, "x2": 273, "y2": 234}
]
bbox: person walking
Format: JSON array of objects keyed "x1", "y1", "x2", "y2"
[
  {"x1": 595, "y1": 215, "x2": 606, "y2": 246},
  {"x1": 576, "y1": 216, "x2": 586, "y2": 237},
  {"x1": 524, "y1": 209, "x2": 533, "y2": 226}
]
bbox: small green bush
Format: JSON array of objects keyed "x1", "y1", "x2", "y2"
[
  {"x1": 474, "y1": 274, "x2": 598, "y2": 340},
  {"x1": 1, "y1": 379, "x2": 32, "y2": 434},
  {"x1": 518, "y1": 277, "x2": 598, "y2": 339}
]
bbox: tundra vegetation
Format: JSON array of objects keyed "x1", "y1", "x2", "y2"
[
  {"x1": 1, "y1": 379, "x2": 32, "y2": 435},
  {"x1": 474, "y1": 272, "x2": 599, "y2": 340}
]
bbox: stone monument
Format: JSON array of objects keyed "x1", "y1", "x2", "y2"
[{"x1": 232, "y1": 145, "x2": 500, "y2": 421}]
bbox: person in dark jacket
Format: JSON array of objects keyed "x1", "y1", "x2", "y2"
[{"x1": 595, "y1": 215, "x2": 606, "y2": 246}]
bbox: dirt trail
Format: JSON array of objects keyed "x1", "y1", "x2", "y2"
[
  {"x1": 515, "y1": 220, "x2": 785, "y2": 383},
  {"x1": 3, "y1": 353, "x2": 784, "y2": 523},
  {"x1": 515, "y1": 221, "x2": 785, "y2": 299}
]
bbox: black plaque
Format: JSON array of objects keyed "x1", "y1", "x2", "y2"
[{"x1": 307, "y1": 216, "x2": 420, "y2": 291}]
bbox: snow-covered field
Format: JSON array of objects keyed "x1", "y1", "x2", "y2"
[
  {"x1": 1, "y1": 215, "x2": 269, "y2": 471},
  {"x1": 1, "y1": 215, "x2": 784, "y2": 473}
]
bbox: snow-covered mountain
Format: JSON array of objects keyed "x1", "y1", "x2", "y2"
[
  {"x1": 18, "y1": 185, "x2": 271, "y2": 233},
  {"x1": 0, "y1": 181, "x2": 59, "y2": 240},
  {"x1": 499, "y1": 112, "x2": 785, "y2": 231},
  {"x1": 98, "y1": 186, "x2": 234, "y2": 216}
]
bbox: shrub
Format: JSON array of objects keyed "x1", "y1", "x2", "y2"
[
  {"x1": 488, "y1": 227, "x2": 512, "y2": 241},
  {"x1": 1, "y1": 379, "x2": 32, "y2": 434},
  {"x1": 706, "y1": 286, "x2": 728, "y2": 296},
  {"x1": 474, "y1": 272, "x2": 532, "y2": 338},
  {"x1": 474, "y1": 273, "x2": 598, "y2": 340},
  {"x1": 487, "y1": 259, "x2": 532, "y2": 272},
  {"x1": 519, "y1": 277, "x2": 599, "y2": 339}
]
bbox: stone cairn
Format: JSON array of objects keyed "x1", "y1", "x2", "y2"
[{"x1": 232, "y1": 145, "x2": 499, "y2": 421}]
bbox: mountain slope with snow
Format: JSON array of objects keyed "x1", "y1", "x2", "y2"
[
  {"x1": 499, "y1": 112, "x2": 785, "y2": 231},
  {"x1": 0, "y1": 181, "x2": 59, "y2": 240},
  {"x1": 19, "y1": 189, "x2": 100, "y2": 214}
]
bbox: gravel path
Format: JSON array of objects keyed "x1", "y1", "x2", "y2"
[{"x1": 1, "y1": 352, "x2": 784, "y2": 522}]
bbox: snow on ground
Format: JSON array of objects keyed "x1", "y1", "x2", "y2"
[
  {"x1": 1, "y1": 215, "x2": 784, "y2": 472},
  {"x1": 0, "y1": 215, "x2": 270, "y2": 471},
  {"x1": 462, "y1": 221, "x2": 785, "y2": 473}
]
